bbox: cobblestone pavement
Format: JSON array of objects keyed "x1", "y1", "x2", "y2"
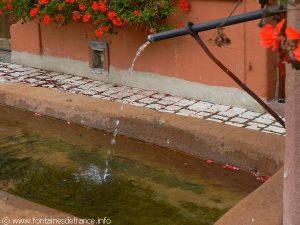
[{"x1": 0, "y1": 62, "x2": 285, "y2": 136}]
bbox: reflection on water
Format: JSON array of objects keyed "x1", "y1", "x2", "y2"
[{"x1": 0, "y1": 105, "x2": 262, "y2": 225}]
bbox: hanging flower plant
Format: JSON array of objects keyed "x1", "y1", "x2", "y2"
[
  {"x1": 260, "y1": 19, "x2": 300, "y2": 69},
  {"x1": 0, "y1": 0, "x2": 191, "y2": 38},
  {"x1": 259, "y1": 0, "x2": 300, "y2": 69}
]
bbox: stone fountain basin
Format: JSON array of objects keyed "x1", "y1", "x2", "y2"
[{"x1": 0, "y1": 83, "x2": 284, "y2": 225}]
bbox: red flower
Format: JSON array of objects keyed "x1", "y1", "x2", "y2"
[
  {"x1": 56, "y1": 14, "x2": 64, "y2": 22},
  {"x1": 179, "y1": 0, "x2": 190, "y2": 12},
  {"x1": 6, "y1": 4, "x2": 11, "y2": 10},
  {"x1": 112, "y1": 17, "x2": 122, "y2": 27},
  {"x1": 107, "y1": 11, "x2": 116, "y2": 20},
  {"x1": 294, "y1": 47, "x2": 300, "y2": 61},
  {"x1": 29, "y1": 8, "x2": 40, "y2": 17},
  {"x1": 260, "y1": 19, "x2": 285, "y2": 50},
  {"x1": 82, "y1": 13, "x2": 92, "y2": 22},
  {"x1": 176, "y1": 22, "x2": 184, "y2": 29},
  {"x1": 39, "y1": 0, "x2": 50, "y2": 4},
  {"x1": 72, "y1": 11, "x2": 81, "y2": 21},
  {"x1": 95, "y1": 28, "x2": 104, "y2": 38},
  {"x1": 286, "y1": 27, "x2": 300, "y2": 40},
  {"x1": 29, "y1": 8, "x2": 39, "y2": 17},
  {"x1": 134, "y1": 10, "x2": 140, "y2": 17},
  {"x1": 99, "y1": 1, "x2": 107, "y2": 12},
  {"x1": 43, "y1": 15, "x2": 52, "y2": 24},
  {"x1": 91, "y1": 1, "x2": 99, "y2": 11},
  {"x1": 0, "y1": 11, "x2": 3, "y2": 16},
  {"x1": 79, "y1": 4, "x2": 86, "y2": 11}
]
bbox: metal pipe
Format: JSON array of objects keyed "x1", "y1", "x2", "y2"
[{"x1": 148, "y1": 5, "x2": 287, "y2": 42}]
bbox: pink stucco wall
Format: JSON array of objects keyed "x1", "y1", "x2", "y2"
[{"x1": 10, "y1": 0, "x2": 277, "y2": 99}]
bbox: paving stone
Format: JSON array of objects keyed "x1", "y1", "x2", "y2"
[
  {"x1": 119, "y1": 87, "x2": 142, "y2": 97},
  {"x1": 89, "y1": 80, "x2": 106, "y2": 86},
  {"x1": 15, "y1": 67, "x2": 37, "y2": 72},
  {"x1": 164, "y1": 105, "x2": 182, "y2": 111},
  {"x1": 196, "y1": 111, "x2": 212, "y2": 117},
  {"x1": 71, "y1": 80, "x2": 89, "y2": 86},
  {"x1": 272, "y1": 122, "x2": 284, "y2": 127},
  {"x1": 9, "y1": 72, "x2": 28, "y2": 77},
  {"x1": 102, "y1": 89, "x2": 121, "y2": 96},
  {"x1": 45, "y1": 72, "x2": 63, "y2": 77},
  {"x1": 175, "y1": 99, "x2": 196, "y2": 107},
  {"x1": 188, "y1": 101, "x2": 213, "y2": 111},
  {"x1": 162, "y1": 96, "x2": 182, "y2": 103},
  {"x1": 90, "y1": 84, "x2": 115, "y2": 92},
  {"x1": 218, "y1": 107, "x2": 246, "y2": 118},
  {"x1": 246, "y1": 126, "x2": 261, "y2": 131},
  {"x1": 0, "y1": 68, "x2": 11, "y2": 73},
  {"x1": 152, "y1": 93, "x2": 166, "y2": 99},
  {"x1": 81, "y1": 89, "x2": 97, "y2": 95},
  {"x1": 41, "y1": 84, "x2": 56, "y2": 88},
  {"x1": 91, "y1": 94, "x2": 104, "y2": 99},
  {"x1": 7, "y1": 64, "x2": 23, "y2": 69},
  {"x1": 24, "y1": 78, "x2": 38, "y2": 83},
  {"x1": 158, "y1": 109, "x2": 175, "y2": 114},
  {"x1": 207, "y1": 118, "x2": 223, "y2": 123},
  {"x1": 225, "y1": 122, "x2": 244, "y2": 127},
  {"x1": 129, "y1": 102, "x2": 146, "y2": 107},
  {"x1": 204, "y1": 104, "x2": 231, "y2": 114},
  {"x1": 176, "y1": 109, "x2": 197, "y2": 117},
  {"x1": 264, "y1": 126, "x2": 286, "y2": 134},
  {"x1": 156, "y1": 100, "x2": 174, "y2": 106},
  {"x1": 52, "y1": 74, "x2": 72, "y2": 81},
  {"x1": 0, "y1": 78, "x2": 8, "y2": 83},
  {"x1": 191, "y1": 114, "x2": 205, "y2": 119},
  {"x1": 34, "y1": 80, "x2": 47, "y2": 85},
  {"x1": 16, "y1": 76, "x2": 30, "y2": 81},
  {"x1": 262, "y1": 130, "x2": 279, "y2": 135},
  {"x1": 146, "y1": 104, "x2": 164, "y2": 110},
  {"x1": 0, "y1": 76, "x2": 12, "y2": 81},
  {"x1": 260, "y1": 113, "x2": 276, "y2": 121},
  {"x1": 247, "y1": 121, "x2": 267, "y2": 128},
  {"x1": 60, "y1": 84, "x2": 73, "y2": 90},
  {"x1": 101, "y1": 96, "x2": 114, "y2": 100},
  {"x1": 240, "y1": 111, "x2": 261, "y2": 120},
  {"x1": 123, "y1": 94, "x2": 146, "y2": 103},
  {"x1": 139, "y1": 97, "x2": 158, "y2": 104},
  {"x1": 230, "y1": 117, "x2": 248, "y2": 124},
  {"x1": 211, "y1": 115, "x2": 229, "y2": 121},
  {"x1": 29, "y1": 72, "x2": 45, "y2": 77},
  {"x1": 253, "y1": 117, "x2": 274, "y2": 125},
  {"x1": 139, "y1": 90, "x2": 157, "y2": 96}
]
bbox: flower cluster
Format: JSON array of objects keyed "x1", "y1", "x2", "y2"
[
  {"x1": 260, "y1": 19, "x2": 300, "y2": 65},
  {"x1": 0, "y1": 0, "x2": 191, "y2": 38}
]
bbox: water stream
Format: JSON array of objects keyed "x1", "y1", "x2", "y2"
[{"x1": 111, "y1": 41, "x2": 151, "y2": 146}]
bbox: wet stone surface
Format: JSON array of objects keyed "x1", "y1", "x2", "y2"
[{"x1": 0, "y1": 62, "x2": 285, "y2": 135}]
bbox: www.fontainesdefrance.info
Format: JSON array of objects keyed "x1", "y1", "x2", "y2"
[{"x1": 1, "y1": 217, "x2": 112, "y2": 225}]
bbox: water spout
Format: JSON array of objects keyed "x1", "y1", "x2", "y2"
[
  {"x1": 111, "y1": 41, "x2": 151, "y2": 145},
  {"x1": 148, "y1": 5, "x2": 286, "y2": 43}
]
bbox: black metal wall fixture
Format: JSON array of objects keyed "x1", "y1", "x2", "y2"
[{"x1": 147, "y1": 5, "x2": 287, "y2": 128}]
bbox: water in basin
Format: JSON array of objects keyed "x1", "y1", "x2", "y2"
[{"x1": 0, "y1": 105, "x2": 262, "y2": 225}]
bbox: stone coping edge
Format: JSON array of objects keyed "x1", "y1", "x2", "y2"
[{"x1": 0, "y1": 83, "x2": 285, "y2": 175}]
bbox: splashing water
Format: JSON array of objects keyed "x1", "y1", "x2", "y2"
[{"x1": 111, "y1": 41, "x2": 151, "y2": 145}]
